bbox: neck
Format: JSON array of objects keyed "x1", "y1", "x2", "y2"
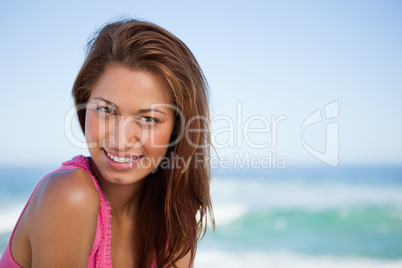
[{"x1": 88, "y1": 158, "x2": 145, "y2": 221}]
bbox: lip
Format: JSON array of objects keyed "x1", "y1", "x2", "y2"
[
  {"x1": 102, "y1": 148, "x2": 143, "y2": 170},
  {"x1": 103, "y1": 147, "x2": 141, "y2": 158}
]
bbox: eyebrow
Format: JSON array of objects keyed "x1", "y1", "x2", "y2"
[
  {"x1": 93, "y1": 97, "x2": 167, "y2": 115},
  {"x1": 94, "y1": 97, "x2": 118, "y2": 109}
]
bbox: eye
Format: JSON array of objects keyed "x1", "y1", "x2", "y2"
[
  {"x1": 139, "y1": 116, "x2": 159, "y2": 124},
  {"x1": 97, "y1": 106, "x2": 115, "y2": 114}
]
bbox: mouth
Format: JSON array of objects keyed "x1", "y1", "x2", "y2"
[
  {"x1": 102, "y1": 148, "x2": 144, "y2": 169},
  {"x1": 106, "y1": 151, "x2": 142, "y2": 163}
]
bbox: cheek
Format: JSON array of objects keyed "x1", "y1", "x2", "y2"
[
  {"x1": 85, "y1": 110, "x2": 106, "y2": 143},
  {"x1": 145, "y1": 124, "x2": 174, "y2": 153}
]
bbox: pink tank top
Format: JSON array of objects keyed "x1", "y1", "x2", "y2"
[{"x1": 0, "y1": 155, "x2": 158, "y2": 268}]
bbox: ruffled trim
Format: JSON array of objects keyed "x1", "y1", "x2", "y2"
[
  {"x1": 62, "y1": 155, "x2": 113, "y2": 268},
  {"x1": 98, "y1": 197, "x2": 113, "y2": 268},
  {"x1": 62, "y1": 155, "x2": 92, "y2": 174}
]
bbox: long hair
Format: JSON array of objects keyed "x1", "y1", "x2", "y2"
[{"x1": 72, "y1": 19, "x2": 214, "y2": 267}]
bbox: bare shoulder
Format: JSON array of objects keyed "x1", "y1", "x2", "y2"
[
  {"x1": 32, "y1": 167, "x2": 100, "y2": 210},
  {"x1": 26, "y1": 167, "x2": 100, "y2": 222},
  {"x1": 27, "y1": 166, "x2": 101, "y2": 236},
  {"x1": 14, "y1": 167, "x2": 100, "y2": 267}
]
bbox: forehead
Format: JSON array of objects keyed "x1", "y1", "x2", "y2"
[{"x1": 90, "y1": 64, "x2": 172, "y2": 110}]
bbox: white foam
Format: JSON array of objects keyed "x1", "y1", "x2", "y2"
[
  {"x1": 0, "y1": 204, "x2": 24, "y2": 234},
  {"x1": 211, "y1": 177, "x2": 402, "y2": 210},
  {"x1": 211, "y1": 203, "x2": 247, "y2": 227},
  {"x1": 195, "y1": 250, "x2": 402, "y2": 268}
]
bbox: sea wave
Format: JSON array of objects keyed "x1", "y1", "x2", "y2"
[
  {"x1": 204, "y1": 205, "x2": 402, "y2": 259},
  {"x1": 195, "y1": 250, "x2": 402, "y2": 268},
  {"x1": 211, "y1": 176, "x2": 402, "y2": 211}
]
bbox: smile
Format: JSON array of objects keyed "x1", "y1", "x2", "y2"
[
  {"x1": 106, "y1": 152, "x2": 141, "y2": 163},
  {"x1": 102, "y1": 148, "x2": 144, "y2": 170}
]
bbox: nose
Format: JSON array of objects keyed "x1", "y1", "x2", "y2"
[{"x1": 108, "y1": 116, "x2": 145, "y2": 150}]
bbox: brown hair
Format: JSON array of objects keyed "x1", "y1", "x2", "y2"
[{"x1": 72, "y1": 19, "x2": 214, "y2": 267}]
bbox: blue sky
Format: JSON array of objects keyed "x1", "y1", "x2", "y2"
[{"x1": 0, "y1": 0, "x2": 401, "y2": 167}]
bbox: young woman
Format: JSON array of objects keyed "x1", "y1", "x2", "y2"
[{"x1": 0, "y1": 19, "x2": 214, "y2": 268}]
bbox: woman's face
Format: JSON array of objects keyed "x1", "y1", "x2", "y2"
[{"x1": 85, "y1": 63, "x2": 175, "y2": 184}]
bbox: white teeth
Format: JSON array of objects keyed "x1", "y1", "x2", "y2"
[{"x1": 107, "y1": 152, "x2": 140, "y2": 163}]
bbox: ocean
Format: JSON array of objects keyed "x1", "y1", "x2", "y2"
[{"x1": 1, "y1": 165, "x2": 402, "y2": 267}]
